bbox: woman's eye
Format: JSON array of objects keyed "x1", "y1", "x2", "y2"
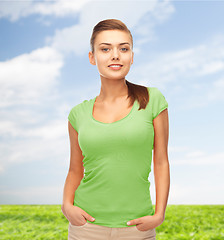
[
  {"x1": 101, "y1": 47, "x2": 128, "y2": 52},
  {"x1": 102, "y1": 48, "x2": 109, "y2": 52}
]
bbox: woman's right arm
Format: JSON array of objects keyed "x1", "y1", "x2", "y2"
[
  {"x1": 61, "y1": 121, "x2": 95, "y2": 225},
  {"x1": 61, "y1": 121, "x2": 84, "y2": 219}
]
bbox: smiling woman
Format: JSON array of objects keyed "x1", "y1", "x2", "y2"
[
  {"x1": 89, "y1": 29, "x2": 134, "y2": 89},
  {"x1": 61, "y1": 18, "x2": 170, "y2": 240}
]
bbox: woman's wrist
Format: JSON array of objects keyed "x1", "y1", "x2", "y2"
[
  {"x1": 61, "y1": 202, "x2": 73, "y2": 215},
  {"x1": 154, "y1": 212, "x2": 165, "y2": 222}
]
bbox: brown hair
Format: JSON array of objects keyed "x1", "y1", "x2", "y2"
[{"x1": 90, "y1": 19, "x2": 149, "y2": 110}]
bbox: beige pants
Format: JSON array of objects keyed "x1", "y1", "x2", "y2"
[{"x1": 68, "y1": 222, "x2": 156, "y2": 240}]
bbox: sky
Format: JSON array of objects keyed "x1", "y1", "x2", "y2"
[{"x1": 0, "y1": 0, "x2": 224, "y2": 205}]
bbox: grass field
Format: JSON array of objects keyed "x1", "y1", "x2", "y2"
[{"x1": 1, "y1": 205, "x2": 223, "y2": 239}]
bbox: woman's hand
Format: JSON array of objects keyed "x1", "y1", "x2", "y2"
[
  {"x1": 127, "y1": 214, "x2": 164, "y2": 231},
  {"x1": 61, "y1": 204, "x2": 95, "y2": 226}
]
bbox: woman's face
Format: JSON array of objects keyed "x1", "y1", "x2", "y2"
[{"x1": 89, "y1": 30, "x2": 134, "y2": 81}]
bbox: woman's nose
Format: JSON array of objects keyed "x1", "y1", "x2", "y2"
[{"x1": 111, "y1": 49, "x2": 120, "y2": 60}]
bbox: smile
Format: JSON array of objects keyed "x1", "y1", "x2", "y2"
[{"x1": 108, "y1": 65, "x2": 123, "y2": 70}]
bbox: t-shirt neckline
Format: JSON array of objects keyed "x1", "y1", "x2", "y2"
[{"x1": 91, "y1": 96, "x2": 136, "y2": 125}]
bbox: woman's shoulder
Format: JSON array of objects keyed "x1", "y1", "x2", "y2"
[
  {"x1": 69, "y1": 97, "x2": 94, "y2": 113},
  {"x1": 146, "y1": 86, "x2": 165, "y2": 98},
  {"x1": 146, "y1": 86, "x2": 168, "y2": 119}
]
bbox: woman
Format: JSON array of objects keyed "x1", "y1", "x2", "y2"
[{"x1": 61, "y1": 19, "x2": 170, "y2": 240}]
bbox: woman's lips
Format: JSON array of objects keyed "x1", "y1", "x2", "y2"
[{"x1": 108, "y1": 64, "x2": 123, "y2": 70}]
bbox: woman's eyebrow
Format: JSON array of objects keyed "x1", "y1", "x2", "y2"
[{"x1": 99, "y1": 42, "x2": 130, "y2": 46}]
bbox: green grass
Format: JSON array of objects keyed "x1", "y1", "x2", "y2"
[{"x1": 0, "y1": 205, "x2": 223, "y2": 239}]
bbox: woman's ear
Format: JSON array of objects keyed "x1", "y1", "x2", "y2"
[
  {"x1": 131, "y1": 51, "x2": 134, "y2": 65},
  {"x1": 89, "y1": 51, "x2": 96, "y2": 65}
]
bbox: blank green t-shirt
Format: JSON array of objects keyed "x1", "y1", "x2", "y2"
[{"x1": 68, "y1": 86, "x2": 168, "y2": 228}]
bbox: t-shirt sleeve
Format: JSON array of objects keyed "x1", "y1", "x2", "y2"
[
  {"x1": 68, "y1": 105, "x2": 79, "y2": 132},
  {"x1": 151, "y1": 87, "x2": 168, "y2": 120}
]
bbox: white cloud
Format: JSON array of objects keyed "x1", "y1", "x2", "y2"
[
  {"x1": 0, "y1": 46, "x2": 66, "y2": 173},
  {"x1": 163, "y1": 183, "x2": 224, "y2": 205},
  {"x1": 0, "y1": 118, "x2": 67, "y2": 139},
  {"x1": 0, "y1": 185, "x2": 64, "y2": 204},
  {"x1": 130, "y1": 35, "x2": 224, "y2": 88},
  {"x1": 150, "y1": 146, "x2": 224, "y2": 204},
  {"x1": 0, "y1": 0, "x2": 91, "y2": 22},
  {"x1": 168, "y1": 146, "x2": 190, "y2": 153},
  {"x1": 171, "y1": 151, "x2": 224, "y2": 166},
  {"x1": 186, "y1": 151, "x2": 205, "y2": 158},
  {"x1": 0, "y1": 0, "x2": 174, "y2": 24},
  {"x1": 149, "y1": 156, "x2": 224, "y2": 204},
  {"x1": 208, "y1": 78, "x2": 224, "y2": 101},
  {"x1": 47, "y1": 0, "x2": 175, "y2": 56},
  {"x1": 198, "y1": 61, "x2": 224, "y2": 75},
  {"x1": 0, "y1": 0, "x2": 175, "y2": 56},
  {"x1": 0, "y1": 0, "x2": 32, "y2": 22},
  {"x1": 32, "y1": 0, "x2": 91, "y2": 17},
  {"x1": 0, "y1": 119, "x2": 69, "y2": 173},
  {"x1": 152, "y1": 0, "x2": 175, "y2": 22},
  {"x1": 0, "y1": 46, "x2": 63, "y2": 107},
  {"x1": 128, "y1": 34, "x2": 224, "y2": 109}
]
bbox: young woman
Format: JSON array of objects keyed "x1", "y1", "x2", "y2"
[{"x1": 61, "y1": 19, "x2": 170, "y2": 240}]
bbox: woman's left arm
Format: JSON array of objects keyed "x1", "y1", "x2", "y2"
[
  {"x1": 126, "y1": 108, "x2": 170, "y2": 229},
  {"x1": 153, "y1": 108, "x2": 170, "y2": 222}
]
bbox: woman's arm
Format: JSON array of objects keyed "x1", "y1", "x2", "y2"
[
  {"x1": 126, "y1": 108, "x2": 170, "y2": 229},
  {"x1": 61, "y1": 121, "x2": 96, "y2": 225},
  {"x1": 153, "y1": 108, "x2": 170, "y2": 221},
  {"x1": 61, "y1": 121, "x2": 84, "y2": 218}
]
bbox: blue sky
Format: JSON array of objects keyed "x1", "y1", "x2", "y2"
[{"x1": 0, "y1": 0, "x2": 224, "y2": 204}]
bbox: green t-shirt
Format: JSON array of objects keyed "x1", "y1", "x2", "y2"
[{"x1": 68, "y1": 86, "x2": 168, "y2": 228}]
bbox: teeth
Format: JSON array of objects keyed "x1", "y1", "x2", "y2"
[{"x1": 109, "y1": 65, "x2": 122, "y2": 67}]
